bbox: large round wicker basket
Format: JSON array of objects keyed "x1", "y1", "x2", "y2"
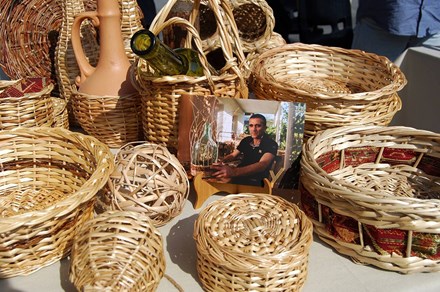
[
  {"x1": 300, "y1": 125, "x2": 440, "y2": 273},
  {"x1": 0, "y1": 127, "x2": 114, "y2": 278},
  {"x1": 70, "y1": 210, "x2": 165, "y2": 291},
  {"x1": 194, "y1": 193, "x2": 313, "y2": 291},
  {"x1": 250, "y1": 43, "x2": 407, "y2": 140}
]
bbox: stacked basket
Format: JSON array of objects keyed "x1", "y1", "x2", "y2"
[
  {"x1": 250, "y1": 43, "x2": 407, "y2": 140},
  {"x1": 194, "y1": 193, "x2": 313, "y2": 291},
  {"x1": 300, "y1": 125, "x2": 440, "y2": 273}
]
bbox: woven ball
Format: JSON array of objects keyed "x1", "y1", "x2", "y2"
[
  {"x1": 70, "y1": 210, "x2": 165, "y2": 291},
  {"x1": 109, "y1": 142, "x2": 189, "y2": 227},
  {"x1": 194, "y1": 193, "x2": 313, "y2": 291}
]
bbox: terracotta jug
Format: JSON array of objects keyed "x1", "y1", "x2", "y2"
[{"x1": 71, "y1": 0, "x2": 136, "y2": 96}]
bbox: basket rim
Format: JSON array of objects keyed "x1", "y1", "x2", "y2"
[
  {"x1": 0, "y1": 126, "x2": 114, "y2": 232},
  {"x1": 251, "y1": 43, "x2": 407, "y2": 101},
  {"x1": 301, "y1": 125, "x2": 440, "y2": 211}
]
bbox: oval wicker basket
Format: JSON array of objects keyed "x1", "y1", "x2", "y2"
[
  {"x1": 300, "y1": 125, "x2": 440, "y2": 273},
  {"x1": 250, "y1": 43, "x2": 407, "y2": 140},
  {"x1": 194, "y1": 193, "x2": 313, "y2": 291},
  {"x1": 0, "y1": 127, "x2": 114, "y2": 278},
  {"x1": 133, "y1": 0, "x2": 248, "y2": 153},
  {"x1": 70, "y1": 210, "x2": 165, "y2": 291}
]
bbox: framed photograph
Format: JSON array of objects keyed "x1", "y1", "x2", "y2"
[{"x1": 177, "y1": 95, "x2": 306, "y2": 189}]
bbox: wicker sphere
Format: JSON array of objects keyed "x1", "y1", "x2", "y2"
[
  {"x1": 70, "y1": 211, "x2": 165, "y2": 291},
  {"x1": 109, "y1": 142, "x2": 189, "y2": 227}
]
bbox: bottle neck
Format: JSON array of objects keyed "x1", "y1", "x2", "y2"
[{"x1": 131, "y1": 30, "x2": 187, "y2": 75}]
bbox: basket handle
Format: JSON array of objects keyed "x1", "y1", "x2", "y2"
[
  {"x1": 71, "y1": 11, "x2": 99, "y2": 87},
  {"x1": 148, "y1": 0, "x2": 248, "y2": 96}
]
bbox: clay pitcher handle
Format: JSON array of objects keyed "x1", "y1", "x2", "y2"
[{"x1": 71, "y1": 11, "x2": 100, "y2": 87}]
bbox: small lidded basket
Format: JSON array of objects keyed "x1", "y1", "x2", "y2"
[
  {"x1": 300, "y1": 125, "x2": 440, "y2": 273},
  {"x1": 194, "y1": 193, "x2": 313, "y2": 291},
  {"x1": 70, "y1": 210, "x2": 165, "y2": 291}
]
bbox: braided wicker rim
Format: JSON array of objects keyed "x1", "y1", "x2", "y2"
[
  {"x1": 0, "y1": 127, "x2": 114, "y2": 233},
  {"x1": 301, "y1": 125, "x2": 440, "y2": 226},
  {"x1": 251, "y1": 43, "x2": 407, "y2": 102},
  {"x1": 70, "y1": 210, "x2": 165, "y2": 292},
  {"x1": 194, "y1": 193, "x2": 313, "y2": 290}
]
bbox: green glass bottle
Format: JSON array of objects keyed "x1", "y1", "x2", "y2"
[{"x1": 130, "y1": 29, "x2": 204, "y2": 76}]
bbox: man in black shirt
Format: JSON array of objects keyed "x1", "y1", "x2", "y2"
[{"x1": 211, "y1": 114, "x2": 278, "y2": 186}]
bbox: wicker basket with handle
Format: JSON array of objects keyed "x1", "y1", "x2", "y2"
[
  {"x1": 250, "y1": 43, "x2": 407, "y2": 140},
  {"x1": 0, "y1": 126, "x2": 114, "y2": 278},
  {"x1": 70, "y1": 210, "x2": 165, "y2": 291},
  {"x1": 194, "y1": 193, "x2": 313, "y2": 291},
  {"x1": 300, "y1": 125, "x2": 440, "y2": 273},
  {"x1": 133, "y1": 0, "x2": 248, "y2": 153}
]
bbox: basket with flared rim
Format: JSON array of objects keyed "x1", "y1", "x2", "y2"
[
  {"x1": 0, "y1": 126, "x2": 114, "y2": 278},
  {"x1": 300, "y1": 125, "x2": 440, "y2": 273},
  {"x1": 132, "y1": 0, "x2": 248, "y2": 153},
  {"x1": 70, "y1": 210, "x2": 165, "y2": 292},
  {"x1": 250, "y1": 43, "x2": 407, "y2": 140},
  {"x1": 194, "y1": 193, "x2": 313, "y2": 291}
]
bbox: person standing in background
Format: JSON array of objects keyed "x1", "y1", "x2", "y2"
[{"x1": 351, "y1": 0, "x2": 440, "y2": 62}]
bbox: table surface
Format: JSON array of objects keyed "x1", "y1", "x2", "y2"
[{"x1": 1, "y1": 190, "x2": 440, "y2": 292}]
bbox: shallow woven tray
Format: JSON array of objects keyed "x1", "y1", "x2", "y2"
[
  {"x1": 0, "y1": 127, "x2": 114, "y2": 278},
  {"x1": 70, "y1": 210, "x2": 165, "y2": 291},
  {"x1": 194, "y1": 193, "x2": 313, "y2": 291},
  {"x1": 250, "y1": 43, "x2": 407, "y2": 139},
  {"x1": 300, "y1": 125, "x2": 440, "y2": 273}
]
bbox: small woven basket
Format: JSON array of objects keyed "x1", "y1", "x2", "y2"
[
  {"x1": 250, "y1": 43, "x2": 407, "y2": 140},
  {"x1": 194, "y1": 193, "x2": 313, "y2": 291},
  {"x1": 300, "y1": 125, "x2": 440, "y2": 273},
  {"x1": 107, "y1": 142, "x2": 190, "y2": 227},
  {"x1": 70, "y1": 210, "x2": 165, "y2": 291},
  {"x1": 133, "y1": 0, "x2": 248, "y2": 152},
  {"x1": 72, "y1": 88, "x2": 142, "y2": 148},
  {"x1": 0, "y1": 81, "x2": 55, "y2": 130},
  {"x1": 0, "y1": 127, "x2": 114, "y2": 278}
]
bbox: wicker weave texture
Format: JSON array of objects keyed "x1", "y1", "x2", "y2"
[
  {"x1": 250, "y1": 43, "x2": 407, "y2": 139},
  {"x1": 194, "y1": 193, "x2": 313, "y2": 291},
  {"x1": 72, "y1": 89, "x2": 142, "y2": 148},
  {"x1": 0, "y1": 127, "x2": 114, "y2": 278},
  {"x1": 70, "y1": 210, "x2": 165, "y2": 291},
  {"x1": 0, "y1": 83, "x2": 55, "y2": 130},
  {"x1": 107, "y1": 142, "x2": 190, "y2": 227},
  {"x1": 300, "y1": 125, "x2": 440, "y2": 273}
]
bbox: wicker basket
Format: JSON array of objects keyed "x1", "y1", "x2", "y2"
[
  {"x1": 250, "y1": 43, "x2": 407, "y2": 140},
  {"x1": 133, "y1": 0, "x2": 248, "y2": 153},
  {"x1": 0, "y1": 80, "x2": 55, "y2": 130},
  {"x1": 107, "y1": 142, "x2": 190, "y2": 227},
  {"x1": 300, "y1": 125, "x2": 440, "y2": 273},
  {"x1": 71, "y1": 88, "x2": 142, "y2": 148},
  {"x1": 0, "y1": 127, "x2": 114, "y2": 278},
  {"x1": 194, "y1": 193, "x2": 313, "y2": 291},
  {"x1": 0, "y1": 0, "x2": 96, "y2": 95},
  {"x1": 70, "y1": 210, "x2": 165, "y2": 291}
]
